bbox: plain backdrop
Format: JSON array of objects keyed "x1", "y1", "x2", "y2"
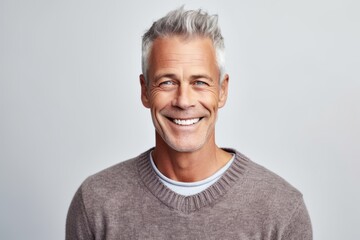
[{"x1": 1, "y1": 0, "x2": 359, "y2": 239}]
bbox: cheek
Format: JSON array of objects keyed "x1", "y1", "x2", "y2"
[
  {"x1": 198, "y1": 89, "x2": 220, "y2": 109},
  {"x1": 149, "y1": 90, "x2": 172, "y2": 108}
]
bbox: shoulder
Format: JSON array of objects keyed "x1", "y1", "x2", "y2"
[
  {"x1": 248, "y1": 159, "x2": 301, "y2": 195},
  {"x1": 78, "y1": 149, "x2": 151, "y2": 204},
  {"x1": 226, "y1": 149, "x2": 312, "y2": 238},
  {"x1": 231, "y1": 149, "x2": 302, "y2": 196},
  {"x1": 230, "y1": 149, "x2": 305, "y2": 217},
  {"x1": 66, "y1": 150, "x2": 153, "y2": 238}
]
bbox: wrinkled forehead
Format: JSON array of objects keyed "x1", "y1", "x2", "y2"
[
  {"x1": 146, "y1": 36, "x2": 219, "y2": 81},
  {"x1": 151, "y1": 34, "x2": 215, "y2": 49},
  {"x1": 149, "y1": 36, "x2": 216, "y2": 63}
]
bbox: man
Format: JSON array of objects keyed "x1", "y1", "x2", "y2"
[{"x1": 66, "y1": 7, "x2": 312, "y2": 239}]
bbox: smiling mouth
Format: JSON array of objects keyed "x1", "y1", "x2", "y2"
[{"x1": 168, "y1": 117, "x2": 202, "y2": 126}]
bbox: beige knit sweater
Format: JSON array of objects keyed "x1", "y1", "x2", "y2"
[{"x1": 66, "y1": 148, "x2": 312, "y2": 239}]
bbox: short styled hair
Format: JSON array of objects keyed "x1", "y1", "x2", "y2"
[{"x1": 141, "y1": 6, "x2": 226, "y2": 84}]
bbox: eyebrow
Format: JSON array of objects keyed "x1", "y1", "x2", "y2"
[
  {"x1": 153, "y1": 73, "x2": 214, "y2": 83},
  {"x1": 190, "y1": 74, "x2": 214, "y2": 82},
  {"x1": 154, "y1": 73, "x2": 179, "y2": 83}
]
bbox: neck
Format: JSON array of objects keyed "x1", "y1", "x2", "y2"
[{"x1": 152, "y1": 134, "x2": 232, "y2": 182}]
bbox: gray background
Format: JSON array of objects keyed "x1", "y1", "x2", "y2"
[{"x1": 1, "y1": 0, "x2": 359, "y2": 239}]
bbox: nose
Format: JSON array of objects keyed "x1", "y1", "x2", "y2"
[{"x1": 172, "y1": 84, "x2": 195, "y2": 109}]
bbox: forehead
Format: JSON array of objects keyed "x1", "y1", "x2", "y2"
[
  {"x1": 148, "y1": 36, "x2": 217, "y2": 73},
  {"x1": 151, "y1": 35, "x2": 215, "y2": 50}
]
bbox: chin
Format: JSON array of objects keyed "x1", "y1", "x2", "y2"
[{"x1": 165, "y1": 139, "x2": 205, "y2": 153}]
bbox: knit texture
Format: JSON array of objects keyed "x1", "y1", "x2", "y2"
[{"x1": 66, "y1": 148, "x2": 312, "y2": 239}]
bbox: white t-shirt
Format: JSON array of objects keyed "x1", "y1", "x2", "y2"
[{"x1": 149, "y1": 152, "x2": 235, "y2": 196}]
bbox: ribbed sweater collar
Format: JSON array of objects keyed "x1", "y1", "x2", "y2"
[{"x1": 137, "y1": 148, "x2": 249, "y2": 214}]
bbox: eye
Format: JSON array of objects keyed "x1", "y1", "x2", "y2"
[
  {"x1": 194, "y1": 80, "x2": 208, "y2": 86},
  {"x1": 158, "y1": 80, "x2": 177, "y2": 89},
  {"x1": 159, "y1": 80, "x2": 174, "y2": 86}
]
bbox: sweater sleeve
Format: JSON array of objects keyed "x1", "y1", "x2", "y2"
[
  {"x1": 281, "y1": 197, "x2": 313, "y2": 240},
  {"x1": 66, "y1": 186, "x2": 94, "y2": 240}
]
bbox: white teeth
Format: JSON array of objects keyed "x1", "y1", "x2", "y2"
[{"x1": 173, "y1": 118, "x2": 200, "y2": 126}]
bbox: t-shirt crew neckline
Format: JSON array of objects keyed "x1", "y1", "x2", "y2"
[
  {"x1": 137, "y1": 148, "x2": 249, "y2": 213},
  {"x1": 149, "y1": 151, "x2": 235, "y2": 196}
]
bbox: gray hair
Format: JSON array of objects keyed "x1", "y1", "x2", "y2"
[{"x1": 141, "y1": 6, "x2": 226, "y2": 84}]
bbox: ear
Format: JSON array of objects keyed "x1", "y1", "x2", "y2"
[
  {"x1": 140, "y1": 74, "x2": 151, "y2": 108},
  {"x1": 218, "y1": 74, "x2": 229, "y2": 108}
]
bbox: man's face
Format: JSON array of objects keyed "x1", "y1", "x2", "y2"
[{"x1": 140, "y1": 36, "x2": 228, "y2": 153}]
